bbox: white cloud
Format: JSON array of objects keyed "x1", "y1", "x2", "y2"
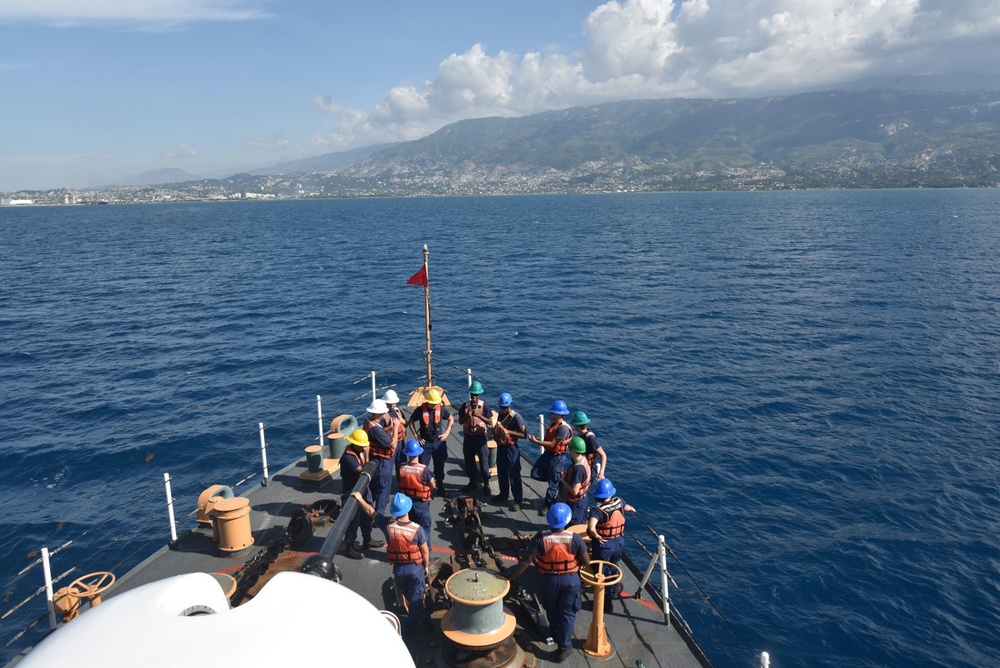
[
  {"x1": 314, "y1": 0, "x2": 1000, "y2": 151},
  {"x1": 0, "y1": 0, "x2": 268, "y2": 25},
  {"x1": 160, "y1": 143, "x2": 197, "y2": 158}
]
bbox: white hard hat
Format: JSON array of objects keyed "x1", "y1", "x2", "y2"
[
  {"x1": 382, "y1": 389, "x2": 400, "y2": 404},
  {"x1": 367, "y1": 399, "x2": 388, "y2": 414}
]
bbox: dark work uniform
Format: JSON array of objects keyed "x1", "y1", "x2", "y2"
[
  {"x1": 589, "y1": 495, "x2": 629, "y2": 581},
  {"x1": 458, "y1": 399, "x2": 493, "y2": 486},
  {"x1": 385, "y1": 407, "x2": 408, "y2": 477},
  {"x1": 339, "y1": 448, "x2": 374, "y2": 548},
  {"x1": 582, "y1": 430, "x2": 604, "y2": 480},
  {"x1": 528, "y1": 529, "x2": 588, "y2": 651},
  {"x1": 407, "y1": 404, "x2": 452, "y2": 489},
  {"x1": 494, "y1": 408, "x2": 526, "y2": 503},
  {"x1": 397, "y1": 460, "x2": 435, "y2": 547},
  {"x1": 560, "y1": 460, "x2": 590, "y2": 525},
  {"x1": 530, "y1": 421, "x2": 572, "y2": 507},
  {"x1": 363, "y1": 418, "x2": 395, "y2": 516},
  {"x1": 376, "y1": 514, "x2": 428, "y2": 637}
]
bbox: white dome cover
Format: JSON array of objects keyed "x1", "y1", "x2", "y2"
[{"x1": 20, "y1": 571, "x2": 414, "y2": 667}]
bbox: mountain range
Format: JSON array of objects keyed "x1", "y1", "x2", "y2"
[
  {"x1": 43, "y1": 82, "x2": 1000, "y2": 197},
  {"x1": 269, "y1": 88, "x2": 1000, "y2": 194}
]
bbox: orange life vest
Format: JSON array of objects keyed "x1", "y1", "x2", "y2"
[
  {"x1": 546, "y1": 421, "x2": 572, "y2": 455},
  {"x1": 398, "y1": 462, "x2": 432, "y2": 502},
  {"x1": 535, "y1": 530, "x2": 580, "y2": 574},
  {"x1": 343, "y1": 447, "x2": 368, "y2": 468},
  {"x1": 462, "y1": 401, "x2": 488, "y2": 436},
  {"x1": 419, "y1": 404, "x2": 443, "y2": 437},
  {"x1": 563, "y1": 460, "x2": 591, "y2": 503},
  {"x1": 387, "y1": 521, "x2": 423, "y2": 565},
  {"x1": 595, "y1": 497, "x2": 626, "y2": 539},
  {"x1": 494, "y1": 410, "x2": 521, "y2": 446},
  {"x1": 363, "y1": 419, "x2": 395, "y2": 460},
  {"x1": 382, "y1": 409, "x2": 407, "y2": 443}
]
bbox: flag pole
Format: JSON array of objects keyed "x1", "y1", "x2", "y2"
[
  {"x1": 407, "y1": 245, "x2": 447, "y2": 406},
  {"x1": 422, "y1": 244, "x2": 433, "y2": 389}
]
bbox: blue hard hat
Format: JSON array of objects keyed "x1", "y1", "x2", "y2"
[
  {"x1": 550, "y1": 400, "x2": 569, "y2": 415},
  {"x1": 403, "y1": 438, "x2": 423, "y2": 458},
  {"x1": 593, "y1": 478, "x2": 617, "y2": 499},
  {"x1": 389, "y1": 492, "x2": 413, "y2": 517},
  {"x1": 546, "y1": 502, "x2": 572, "y2": 529},
  {"x1": 498, "y1": 392, "x2": 513, "y2": 407}
]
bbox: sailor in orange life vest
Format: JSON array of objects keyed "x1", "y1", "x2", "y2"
[
  {"x1": 503, "y1": 502, "x2": 590, "y2": 663},
  {"x1": 363, "y1": 398, "x2": 398, "y2": 516},
  {"x1": 587, "y1": 478, "x2": 635, "y2": 594},
  {"x1": 559, "y1": 437, "x2": 592, "y2": 526},
  {"x1": 397, "y1": 438, "x2": 435, "y2": 547},
  {"x1": 353, "y1": 491, "x2": 430, "y2": 637},
  {"x1": 407, "y1": 388, "x2": 454, "y2": 498},
  {"x1": 338, "y1": 429, "x2": 386, "y2": 560},
  {"x1": 380, "y1": 389, "x2": 408, "y2": 477},
  {"x1": 491, "y1": 392, "x2": 528, "y2": 512},
  {"x1": 527, "y1": 400, "x2": 574, "y2": 515},
  {"x1": 569, "y1": 410, "x2": 608, "y2": 481},
  {"x1": 458, "y1": 380, "x2": 494, "y2": 495}
]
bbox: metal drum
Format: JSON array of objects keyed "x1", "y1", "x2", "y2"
[
  {"x1": 441, "y1": 568, "x2": 516, "y2": 649},
  {"x1": 211, "y1": 497, "x2": 253, "y2": 557}
]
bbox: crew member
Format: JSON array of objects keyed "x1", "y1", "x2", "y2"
[
  {"x1": 339, "y1": 429, "x2": 385, "y2": 559},
  {"x1": 397, "y1": 439, "x2": 435, "y2": 547},
  {"x1": 354, "y1": 491, "x2": 430, "y2": 637},
  {"x1": 407, "y1": 388, "x2": 454, "y2": 499},
  {"x1": 458, "y1": 380, "x2": 493, "y2": 494},
  {"x1": 527, "y1": 400, "x2": 574, "y2": 515},
  {"x1": 491, "y1": 392, "x2": 527, "y2": 511},
  {"x1": 381, "y1": 389, "x2": 408, "y2": 477},
  {"x1": 587, "y1": 478, "x2": 635, "y2": 600},
  {"x1": 569, "y1": 410, "x2": 608, "y2": 480},
  {"x1": 560, "y1": 437, "x2": 591, "y2": 525},
  {"x1": 363, "y1": 398, "x2": 397, "y2": 516},
  {"x1": 505, "y1": 502, "x2": 590, "y2": 663}
]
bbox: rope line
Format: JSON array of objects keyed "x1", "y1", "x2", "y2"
[
  {"x1": 1, "y1": 568, "x2": 75, "y2": 622},
  {"x1": 4, "y1": 611, "x2": 45, "y2": 648},
  {"x1": 668, "y1": 574, "x2": 741, "y2": 668}
]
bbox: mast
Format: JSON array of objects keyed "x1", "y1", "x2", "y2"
[
  {"x1": 422, "y1": 244, "x2": 433, "y2": 389},
  {"x1": 407, "y1": 244, "x2": 444, "y2": 407}
]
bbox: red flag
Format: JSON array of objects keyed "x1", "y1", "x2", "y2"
[{"x1": 407, "y1": 265, "x2": 428, "y2": 288}]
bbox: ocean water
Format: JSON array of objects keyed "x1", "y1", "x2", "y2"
[{"x1": 1, "y1": 191, "x2": 999, "y2": 667}]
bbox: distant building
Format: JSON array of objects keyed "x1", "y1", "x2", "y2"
[{"x1": 1, "y1": 198, "x2": 34, "y2": 206}]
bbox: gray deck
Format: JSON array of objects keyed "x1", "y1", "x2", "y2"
[{"x1": 107, "y1": 425, "x2": 709, "y2": 668}]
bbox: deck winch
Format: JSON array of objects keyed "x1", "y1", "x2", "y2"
[{"x1": 437, "y1": 568, "x2": 523, "y2": 667}]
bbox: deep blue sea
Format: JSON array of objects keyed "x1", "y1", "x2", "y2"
[{"x1": 2, "y1": 191, "x2": 999, "y2": 667}]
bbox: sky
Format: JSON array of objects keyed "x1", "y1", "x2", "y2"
[{"x1": 2, "y1": 0, "x2": 1000, "y2": 192}]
